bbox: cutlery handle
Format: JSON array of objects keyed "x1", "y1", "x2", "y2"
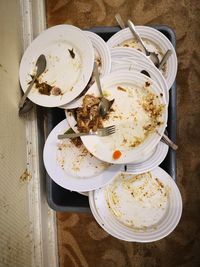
[
  {"x1": 58, "y1": 132, "x2": 93, "y2": 139},
  {"x1": 161, "y1": 133, "x2": 178, "y2": 150},
  {"x1": 127, "y1": 20, "x2": 150, "y2": 56},
  {"x1": 18, "y1": 76, "x2": 36, "y2": 108},
  {"x1": 93, "y1": 62, "x2": 103, "y2": 96},
  {"x1": 115, "y1": 13, "x2": 126, "y2": 29},
  {"x1": 158, "y1": 50, "x2": 172, "y2": 70}
]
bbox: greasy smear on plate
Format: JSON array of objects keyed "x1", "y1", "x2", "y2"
[
  {"x1": 101, "y1": 82, "x2": 165, "y2": 151},
  {"x1": 57, "y1": 135, "x2": 110, "y2": 178},
  {"x1": 118, "y1": 38, "x2": 162, "y2": 57},
  {"x1": 95, "y1": 56, "x2": 102, "y2": 69},
  {"x1": 105, "y1": 172, "x2": 170, "y2": 229},
  {"x1": 117, "y1": 37, "x2": 167, "y2": 75},
  {"x1": 29, "y1": 44, "x2": 82, "y2": 96}
]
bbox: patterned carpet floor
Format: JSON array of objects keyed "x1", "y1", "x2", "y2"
[{"x1": 46, "y1": 1, "x2": 200, "y2": 266}]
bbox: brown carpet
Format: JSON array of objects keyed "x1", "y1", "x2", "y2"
[{"x1": 46, "y1": 1, "x2": 200, "y2": 266}]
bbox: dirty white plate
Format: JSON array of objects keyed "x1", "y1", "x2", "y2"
[
  {"x1": 89, "y1": 189, "x2": 132, "y2": 241},
  {"x1": 107, "y1": 26, "x2": 177, "y2": 90},
  {"x1": 65, "y1": 109, "x2": 168, "y2": 172},
  {"x1": 90, "y1": 167, "x2": 182, "y2": 242},
  {"x1": 111, "y1": 57, "x2": 169, "y2": 104},
  {"x1": 65, "y1": 111, "x2": 169, "y2": 173},
  {"x1": 85, "y1": 31, "x2": 111, "y2": 77},
  {"x1": 19, "y1": 24, "x2": 94, "y2": 107},
  {"x1": 81, "y1": 71, "x2": 168, "y2": 164},
  {"x1": 110, "y1": 47, "x2": 151, "y2": 65},
  {"x1": 60, "y1": 31, "x2": 111, "y2": 109},
  {"x1": 125, "y1": 141, "x2": 169, "y2": 174},
  {"x1": 43, "y1": 119, "x2": 121, "y2": 192}
]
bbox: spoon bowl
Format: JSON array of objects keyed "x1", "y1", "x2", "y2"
[
  {"x1": 18, "y1": 54, "x2": 47, "y2": 111},
  {"x1": 93, "y1": 62, "x2": 114, "y2": 117}
]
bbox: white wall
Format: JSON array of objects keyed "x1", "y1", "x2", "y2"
[
  {"x1": 0, "y1": 1, "x2": 58, "y2": 266},
  {"x1": 0, "y1": 0, "x2": 32, "y2": 266}
]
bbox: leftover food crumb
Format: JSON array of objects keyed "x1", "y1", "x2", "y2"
[
  {"x1": 68, "y1": 48, "x2": 75, "y2": 59},
  {"x1": 95, "y1": 56, "x2": 102, "y2": 68},
  {"x1": 145, "y1": 81, "x2": 151, "y2": 87},
  {"x1": 117, "y1": 86, "x2": 127, "y2": 92},
  {"x1": 113, "y1": 150, "x2": 122, "y2": 160},
  {"x1": 19, "y1": 169, "x2": 32, "y2": 182},
  {"x1": 34, "y1": 78, "x2": 62, "y2": 96}
]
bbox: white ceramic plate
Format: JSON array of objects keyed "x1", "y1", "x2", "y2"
[
  {"x1": 89, "y1": 190, "x2": 132, "y2": 241},
  {"x1": 81, "y1": 71, "x2": 168, "y2": 164},
  {"x1": 107, "y1": 26, "x2": 177, "y2": 90},
  {"x1": 110, "y1": 47, "x2": 151, "y2": 65},
  {"x1": 125, "y1": 141, "x2": 169, "y2": 174},
  {"x1": 111, "y1": 57, "x2": 169, "y2": 104},
  {"x1": 85, "y1": 31, "x2": 111, "y2": 77},
  {"x1": 43, "y1": 119, "x2": 121, "y2": 192},
  {"x1": 65, "y1": 111, "x2": 169, "y2": 172},
  {"x1": 60, "y1": 31, "x2": 111, "y2": 109},
  {"x1": 19, "y1": 24, "x2": 94, "y2": 107},
  {"x1": 90, "y1": 167, "x2": 182, "y2": 242}
]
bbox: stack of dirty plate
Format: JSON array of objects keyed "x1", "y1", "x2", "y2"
[{"x1": 19, "y1": 24, "x2": 182, "y2": 242}]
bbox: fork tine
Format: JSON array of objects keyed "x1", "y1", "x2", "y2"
[
  {"x1": 104, "y1": 126, "x2": 116, "y2": 136},
  {"x1": 105, "y1": 125, "x2": 115, "y2": 131},
  {"x1": 107, "y1": 128, "x2": 115, "y2": 134},
  {"x1": 97, "y1": 125, "x2": 116, "y2": 136}
]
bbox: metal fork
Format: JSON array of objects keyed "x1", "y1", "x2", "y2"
[{"x1": 57, "y1": 125, "x2": 116, "y2": 139}]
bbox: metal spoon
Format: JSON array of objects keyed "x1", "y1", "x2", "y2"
[
  {"x1": 18, "y1": 98, "x2": 34, "y2": 116},
  {"x1": 18, "y1": 54, "x2": 47, "y2": 111},
  {"x1": 93, "y1": 62, "x2": 114, "y2": 117},
  {"x1": 158, "y1": 49, "x2": 172, "y2": 70},
  {"x1": 115, "y1": 14, "x2": 160, "y2": 67},
  {"x1": 127, "y1": 20, "x2": 160, "y2": 67}
]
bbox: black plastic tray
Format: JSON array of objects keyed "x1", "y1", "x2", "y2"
[{"x1": 40, "y1": 25, "x2": 177, "y2": 212}]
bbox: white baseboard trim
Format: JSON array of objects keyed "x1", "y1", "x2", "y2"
[{"x1": 19, "y1": 1, "x2": 59, "y2": 267}]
